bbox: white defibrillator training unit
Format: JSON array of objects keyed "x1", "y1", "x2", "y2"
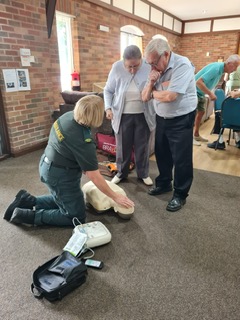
[
  {"x1": 73, "y1": 221, "x2": 112, "y2": 248},
  {"x1": 63, "y1": 221, "x2": 112, "y2": 256}
]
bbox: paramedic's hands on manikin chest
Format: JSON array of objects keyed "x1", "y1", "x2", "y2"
[{"x1": 85, "y1": 170, "x2": 134, "y2": 208}]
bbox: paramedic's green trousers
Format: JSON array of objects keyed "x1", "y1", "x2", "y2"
[{"x1": 34, "y1": 154, "x2": 85, "y2": 226}]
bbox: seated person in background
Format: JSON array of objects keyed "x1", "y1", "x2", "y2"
[
  {"x1": 229, "y1": 89, "x2": 240, "y2": 99},
  {"x1": 4, "y1": 95, "x2": 134, "y2": 227},
  {"x1": 194, "y1": 54, "x2": 240, "y2": 146},
  {"x1": 224, "y1": 66, "x2": 240, "y2": 94},
  {"x1": 207, "y1": 89, "x2": 240, "y2": 149}
]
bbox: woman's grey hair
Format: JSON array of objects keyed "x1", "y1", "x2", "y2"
[
  {"x1": 225, "y1": 54, "x2": 240, "y2": 64},
  {"x1": 144, "y1": 38, "x2": 170, "y2": 57},
  {"x1": 123, "y1": 45, "x2": 142, "y2": 60},
  {"x1": 74, "y1": 95, "x2": 104, "y2": 128}
]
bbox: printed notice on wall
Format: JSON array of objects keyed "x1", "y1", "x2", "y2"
[
  {"x1": 2, "y1": 69, "x2": 18, "y2": 92},
  {"x1": 16, "y1": 69, "x2": 31, "y2": 91},
  {"x1": 20, "y1": 48, "x2": 31, "y2": 66},
  {"x1": 2, "y1": 68, "x2": 31, "y2": 92}
]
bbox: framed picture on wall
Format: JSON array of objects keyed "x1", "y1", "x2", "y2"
[
  {"x1": 16, "y1": 69, "x2": 31, "y2": 91},
  {"x1": 2, "y1": 69, "x2": 18, "y2": 92},
  {"x1": 2, "y1": 69, "x2": 31, "y2": 92}
]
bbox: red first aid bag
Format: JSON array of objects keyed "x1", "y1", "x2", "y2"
[
  {"x1": 96, "y1": 133, "x2": 116, "y2": 156},
  {"x1": 95, "y1": 133, "x2": 135, "y2": 163}
]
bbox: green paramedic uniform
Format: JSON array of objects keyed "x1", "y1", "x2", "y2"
[{"x1": 35, "y1": 111, "x2": 99, "y2": 226}]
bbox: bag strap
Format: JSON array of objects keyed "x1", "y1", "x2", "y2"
[{"x1": 31, "y1": 283, "x2": 43, "y2": 299}]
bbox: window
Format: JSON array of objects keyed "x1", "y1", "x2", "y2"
[
  {"x1": 120, "y1": 25, "x2": 144, "y2": 58},
  {"x1": 56, "y1": 11, "x2": 74, "y2": 91},
  {"x1": 152, "y1": 34, "x2": 168, "y2": 41}
]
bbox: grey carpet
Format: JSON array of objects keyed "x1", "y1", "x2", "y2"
[{"x1": 0, "y1": 149, "x2": 240, "y2": 320}]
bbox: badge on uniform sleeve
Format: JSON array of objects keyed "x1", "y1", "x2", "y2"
[{"x1": 83, "y1": 127, "x2": 92, "y2": 143}]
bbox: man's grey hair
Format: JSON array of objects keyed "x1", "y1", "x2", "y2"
[
  {"x1": 144, "y1": 38, "x2": 171, "y2": 57},
  {"x1": 123, "y1": 45, "x2": 142, "y2": 60},
  {"x1": 225, "y1": 54, "x2": 240, "y2": 63}
]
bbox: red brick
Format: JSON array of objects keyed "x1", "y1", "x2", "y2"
[{"x1": 1, "y1": 0, "x2": 239, "y2": 155}]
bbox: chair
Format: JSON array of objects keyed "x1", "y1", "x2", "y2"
[
  {"x1": 215, "y1": 97, "x2": 240, "y2": 149},
  {"x1": 211, "y1": 88, "x2": 226, "y2": 134}
]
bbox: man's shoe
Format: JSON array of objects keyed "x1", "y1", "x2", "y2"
[
  {"x1": 142, "y1": 177, "x2": 153, "y2": 186},
  {"x1": 193, "y1": 138, "x2": 201, "y2": 146},
  {"x1": 207, "y1": 140, "x2": 226, "y2": 150},
  {"x1": 3, "y1": 189, "x2": 36, "y2": 221},
  {"x1": 148, "y1": 184, "x2": 173, "y2": 196},
  {"x1": 194, "y1": 135, "x2": 208, "y2": 142},
  {"x1": 10, "y1": 208, "x2": 35, "y2": 225},
  {"x1": 111, "y1": 175, "x2": 122, "y2": 184},
  {"x1": 166, "y1": 197, "x2": 186, "y2": 212}
]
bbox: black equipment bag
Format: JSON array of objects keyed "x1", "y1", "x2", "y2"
[{"x1": 31, "y1": 251, "x2": 88, "y2": 302}]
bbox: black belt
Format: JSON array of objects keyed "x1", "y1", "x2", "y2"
[
  {"x1": 159, "y1": 110, "x2": 195, "y2": 120},
  {"x1": 43, "y1": 156, "x2": 78, "y2": 170}
]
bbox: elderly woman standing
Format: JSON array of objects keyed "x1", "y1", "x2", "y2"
[{"x1": 104, "y1": 45, "x2": 155, "y2": 186}]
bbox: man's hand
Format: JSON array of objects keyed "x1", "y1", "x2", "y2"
[
  {"x1": 196, "y1": 78, "x2": 217, "y2": 100},
  {"x1": 142, "y1": 70, "x2": 161, "y2": 102},
  {"x1": 148, "y1": 70, "x2": 161, "y2": 84},
  {"x1": 208, "y1": 92, "x2": 217, "y2": 101}
]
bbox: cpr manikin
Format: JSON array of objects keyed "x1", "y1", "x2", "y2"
[{"x1": 82, "y1": 180, "x2": 134, "y2": 219}]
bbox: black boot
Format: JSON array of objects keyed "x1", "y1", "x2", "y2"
[
  {"x1": 10, "y1": 208, "x2": 35, "y2": 225},
  {"x1": 4, "y1": 189, "x2": 36, "y2": 221}
]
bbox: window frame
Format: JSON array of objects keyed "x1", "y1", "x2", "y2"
[{"x1": 56, "y1": 11, "x2": 75, "y2": 91}]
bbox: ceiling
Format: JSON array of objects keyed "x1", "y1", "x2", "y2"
[{"x1": 148, "y1": 0, "x2": 240, "y2": 21}]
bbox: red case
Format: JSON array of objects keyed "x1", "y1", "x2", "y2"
[{"x1": 96, "y1": 133, "x2": 116, "y2": 155}]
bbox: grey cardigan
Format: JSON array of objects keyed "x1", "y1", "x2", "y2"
[{"x1": 104, "y1": 59, "x2": 156, "y2": 134}]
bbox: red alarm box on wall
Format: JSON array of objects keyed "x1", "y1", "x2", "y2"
[{"x1": 71, "y1": 70, "x2": 81, "y2": 91}]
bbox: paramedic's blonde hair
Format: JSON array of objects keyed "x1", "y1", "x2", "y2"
[{"x1": 74, "y1": 95, "x2": 104, "y2": 127}]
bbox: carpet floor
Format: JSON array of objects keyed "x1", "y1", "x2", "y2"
[{"x1": 0, "y1": 149, "x2": 240, "y2": 320}]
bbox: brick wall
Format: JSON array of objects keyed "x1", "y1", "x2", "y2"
[
  {"x1": 179, "y1": 32, "x2": 240, "y2": 72},
  {"x1": 0, "y1": 0, "x2": 61, "y2": 156},
  {"x1": 70, "y1": 0, "x2": 180, "y2": 91},
  {"x1": 0, "y1": 0, "x2": 239, "y2": 156},
  {"x1": 62, "y1": 0, "x2": 240, "y2": 89}
]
